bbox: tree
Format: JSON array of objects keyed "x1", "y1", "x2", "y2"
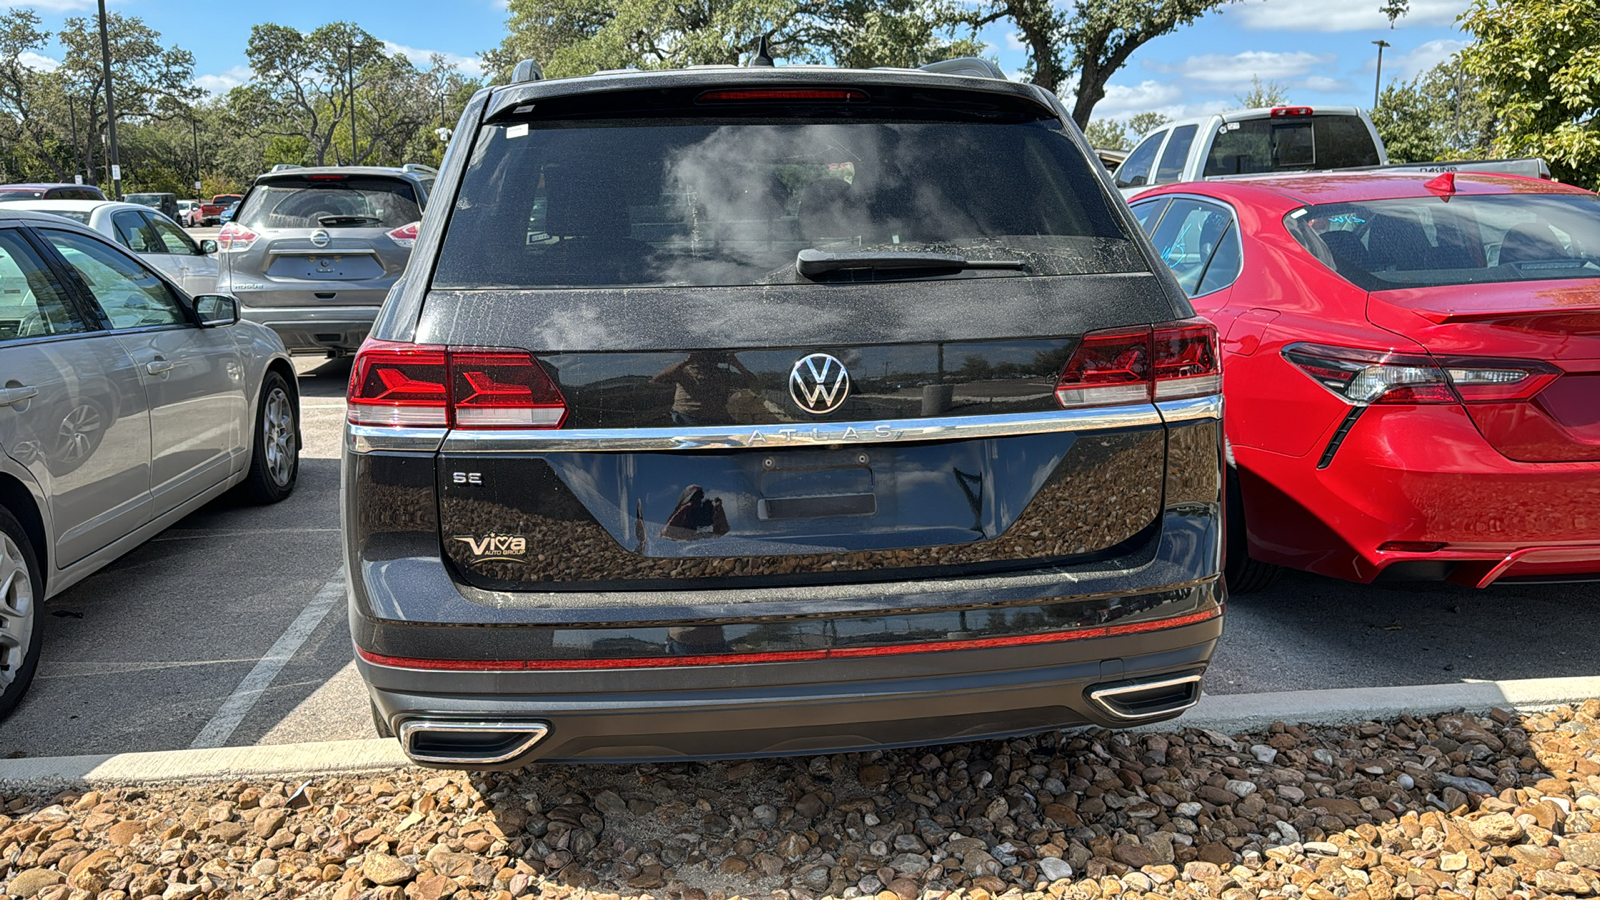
[
  {"x1": 230, "y1": 22, "x2": 390, "y2": 166},
  {"x1": 1234, "y1": 76, "x2": 1287, "y2": 109},
  {"x1": 1084, "y1": 118, "x2": 1130, "y2": 150},
  {"x1": 968, "y1": 0, "x2": 1237, "y2": 126},
  {"x1": 1370, "y1": 81, "x2": 1443, "y2": 163},
  {"x1": 1372, "y1": 56, "x2": 1497, "y2": 163},
  {"x1": 1126, "y1": 111, "x2": 1170, "y2": 140},
  {"x1": 1461, "y1": 0, "x2": 1600, "y2": 188}
]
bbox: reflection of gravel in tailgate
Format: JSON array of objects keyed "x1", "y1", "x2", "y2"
[
  {"x1": 2, "y1": 704, "x2": 1597, "y2": 898},
  {"x1": 441, "y1": 433, "x2": 1165, "y2": 586}
]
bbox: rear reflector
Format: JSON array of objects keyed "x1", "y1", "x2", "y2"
[
  {"x1": 1379, "y1": 541, "x2": 1447, "y2": 553},
  {"x1": 357, "y1": 607, "x2": 1222, "y2": 671},
  {"x1": 698, "y1": 88, "x2": 869, "y2": 103},
  {"x1": 1056, "y1": 319, "x2": 1220, "y2": 408},
  {"x1": 348, "y1": 339, "x2": 568, "y2": 429}
]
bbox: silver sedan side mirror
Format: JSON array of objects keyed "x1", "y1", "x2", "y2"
[{"x1": 194, "y1": 294, "x2": 239, "y2": 327}]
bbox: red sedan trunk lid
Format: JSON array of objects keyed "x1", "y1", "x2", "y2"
[{"x1": 1368, "y1": 280, "x2": 1600, "y2": 462}]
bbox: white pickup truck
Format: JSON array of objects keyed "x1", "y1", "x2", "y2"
[{"x1": 1112, "y1": 105, "x2": 1550, "y2": 198}]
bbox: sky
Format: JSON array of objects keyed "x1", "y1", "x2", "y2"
[{"x1": 10, "y1": 0, "x2": 1476, "y2": 127}]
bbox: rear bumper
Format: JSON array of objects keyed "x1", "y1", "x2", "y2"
[
  {"x1": 238, "y1": 304, "x2": 379, "y2": 353},
  {"x1": 358, "y1": 600, "x2": 1220, "y2": 767},
  {"x1": 1240, "y1": 403, "x2": 1600, "y2": 584}
]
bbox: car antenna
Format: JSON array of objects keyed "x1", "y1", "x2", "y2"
[{"x1": 748, "y1": 34, "x2": 775, "y2": 67}]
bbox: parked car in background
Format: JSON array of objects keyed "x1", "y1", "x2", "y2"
[
  {"x1": 177, "y1": 200, "x2": 201, "y2": 226},
  {"x1": 1131, "y1": 172, "x2": 1600, "y2": 591},
  {"x1": 124, "y1": 192, "x2": 181, "y2": 222},
  {"x1": 0, "y1": 208, "x2": 300, "y2": 720},
  {"x1": 1113, "y1": 106, "x2": 1550, "y2": 199},
  {"x1": 345, "y1": 59, "x2": 1225, "y2": 768},
  {"x1": 218, "y1": 204, "x2": 237, "y2": 225},
  {"x1": 0, "y1": 200, "x2": 220, "y2": 296},
  {"x1": 199, "y1": 194, "x2": 242, "y2": 226},
  {"x1": 0, "y1": 184, "x2": 106, "y2": 202},
  {"x1": 218, "y1": 164, "x2": 434, "y2": 355},
  {"x1": 1095, "y1": 148, "x2": 1128, "y2": 175}
]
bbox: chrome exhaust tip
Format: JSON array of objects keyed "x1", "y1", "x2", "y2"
[
  {"x1": 1087, "y1": 673, "x2": 1202, "y2": 722},
  {"x1": 397, "y1": 719, "x2": 550, "y2": 766}
]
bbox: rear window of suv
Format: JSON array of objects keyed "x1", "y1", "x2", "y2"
[
  {"x1": 1204, "y1": 115, "x2": 1380, "y2": 176},
  {"x1": 1285, "y1": 192, "x2": 1600, "y2": 290},
  {"x1": 433, "y1": 115, "x2": 1141, "y2": 288},
  {"x1": 235, "y1": 178, "x2": 420, "y2": 230}
]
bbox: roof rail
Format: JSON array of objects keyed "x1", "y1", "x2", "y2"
[
  {"x1": 918, "y1": 58, "x2": 1007, "y2": 80},
  {"x1": 268, "y1": 163, "x2": 302, "y2": 172},
  {"x1": 511, "y1": 59, "x2": 544, "y2": 84},
  {"x1": 401, "y1": 163, "x2": 439, "y2": 176}
]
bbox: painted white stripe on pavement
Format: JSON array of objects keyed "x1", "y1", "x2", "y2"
[{"x1": 189, "y1": 575, "x2": 346, "y2": 749}]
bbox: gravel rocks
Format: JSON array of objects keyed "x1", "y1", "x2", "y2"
[{"x1": 3, "y1": 704, "x2": 1600, "y2": 900}]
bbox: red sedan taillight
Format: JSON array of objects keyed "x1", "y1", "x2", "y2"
[
  {"x1": 1281, "y1": 343, "x2": 1560, "y2": 406},
  {"x1": 347, "y1": 339, "x2": 568, "y2": 429},
  {"x1": 1055, "y1": 320, "x2": 1220, "y2": 408}
]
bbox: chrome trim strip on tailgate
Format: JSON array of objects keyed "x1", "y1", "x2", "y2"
[{"x1": 348, "y1": 397, "x2": 1219, "y2": 455}]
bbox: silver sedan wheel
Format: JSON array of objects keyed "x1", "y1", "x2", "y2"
[
  {"x1": 0, "y1": 532, "x2": 34, "y2": 692},
  {"x1": 262, "y1": 386, "x2": 296, "y2": 488}
]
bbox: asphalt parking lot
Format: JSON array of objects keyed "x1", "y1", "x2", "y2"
[{"x1": 2, "y1": 357, "x2": 1598, "y2": 760}]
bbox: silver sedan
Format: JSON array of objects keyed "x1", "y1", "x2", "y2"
[
  {"x1": 0, "y1": 209, "x2": 299, "y2": 719},
  {"x1": 0, "y1": 199, "x2": 220, "y2": 296}
]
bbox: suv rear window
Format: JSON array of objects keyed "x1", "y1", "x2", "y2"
[
  {"x1": 1286, "y1": 193, "x2": 1600, "y2": 290},
  {"x1": 433, "y1": 117, "x2": 1140, "y2": 288},
  {"x1": 235, "y1": 179, "x2": 418, "y2": 230},
  {"x1": 1204, "y1": 115, "x2": 1379, "y2": 176}
]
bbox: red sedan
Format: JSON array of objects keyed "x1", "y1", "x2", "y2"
[{"x1": 1131, "y1": 173, "x2": 1600, "y2": 591}]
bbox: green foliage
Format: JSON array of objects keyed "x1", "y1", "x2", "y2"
[
  {"x1": 1462, "y1": 0, "x2": 1600, "y2": 188},
  {"x1": 1234, "y1": 76, "x2": 1287, "y2": 109},
  {"x1": 1371, "y1": 57, "x2": 1497, "y2": 164},
  {"x1": 1084, "y1": 119, "x2": 1131, "y2": 150},
  {"x1": 1380, "y1": 0, "x2": 1410, "y2": 26},
  {"x1": 1126, "y1": 111, "x2": 1171, "y2": 140}
]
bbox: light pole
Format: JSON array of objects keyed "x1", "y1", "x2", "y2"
[
  {"x1": 96, "y1": 0, "x2": 122, "y2": 199},
  {"x1": 67, "y1": 95, "x2": 81, "y2": 183},
  {"x1": 346, "y1": 42, "x2": 357, "y2": 165},
  {"x1": 190, "y1": 113, "x2": 201, "y2": 199},
  {"x1": 1371, "y1": 40, "x2": 1391, "y2": 110}
]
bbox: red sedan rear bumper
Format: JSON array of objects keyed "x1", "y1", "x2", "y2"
[{"x1": 1239, "y1": 403, "x2": 1600, "y2": 585}]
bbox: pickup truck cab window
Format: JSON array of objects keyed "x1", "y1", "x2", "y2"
[
  {"x1": 1153, "y1": 125, "x2": 1199, "y2": 184},
  {"x1": 1115, "y1": 130, "x2": 1166, "y2": 189}
]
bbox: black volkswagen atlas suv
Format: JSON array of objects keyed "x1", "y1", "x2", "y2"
[{"x1": 344, "y1": 57, "x2": 1226, "y2": 768}]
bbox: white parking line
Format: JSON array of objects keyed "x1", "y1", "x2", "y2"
[{"x1": 189, "y1": 575, "x2": 346, "y2": 749}]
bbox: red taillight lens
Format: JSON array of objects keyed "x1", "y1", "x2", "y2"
[
  {"x1": 450, "y1": 350, "x2": 567, "y2": 429},
  {"x1": 1055, "y1": 319, "x2": 1220, "y2": 408},
  {"x1": 1152, "y1": 321, "x2": 1221, "y2": 400},
  {"x1": 216, "y1": 222, "x2": 258, "y2": 252},
  {"x1": 386, "y1": 221, "x2": 420, "y2": 248},
  {"x1": 1283, "y1": 343, "x2": 1561, "y2": 406},
  {"x1": 347, "y1": 340, "x2": 568, "y2": 429},
  {"x1": 348, "y1": 340, "x2": 450, "y2": 427}
]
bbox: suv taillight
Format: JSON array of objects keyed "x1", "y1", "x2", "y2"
[
  {"x1": 216, "y1": 222, "x2": 258, "y2": 252},
  {"x1": 386, "y1": 221, "x2": 420, "y2": 248},
  {"x1": 347, "y1": 339, "x2": 567, "y2": 429},
  {"x1": 1282, "y1": 342, "x2": 1560, "y2": 406},
  {"x1": 1055, "y1": 320, "x2": 1220, "y2": 408}
]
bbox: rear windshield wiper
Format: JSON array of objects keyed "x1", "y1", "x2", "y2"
[
  {"x1": 796, "y1": 248, "x2": 1026, "y2": 279},
  {"x1": 317, "y1": 215, "x2": 382, "y2": 227}
]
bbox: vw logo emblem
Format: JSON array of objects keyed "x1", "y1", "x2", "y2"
[
  {"x1": 309, "y1": 230, "x2": 331, "y2": 248},
  {"x1": 789, "y1": 353, "x2": 850, "y2": 415}
]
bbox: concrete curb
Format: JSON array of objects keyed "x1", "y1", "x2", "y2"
[{"x1": 2, "y1": 675, "x2": 1596, "y2": 786}]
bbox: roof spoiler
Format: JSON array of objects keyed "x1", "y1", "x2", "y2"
[{"x1": 917, "y1": 58, "x2": 1007, "y2": 80}]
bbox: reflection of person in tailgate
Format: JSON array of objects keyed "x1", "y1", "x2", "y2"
[
  {"x1": 660, "y1": 484, "x2": 730, "y2": 541},
  {"x1": 652, "y1": 351, "x2": 756, "y2": 426}
]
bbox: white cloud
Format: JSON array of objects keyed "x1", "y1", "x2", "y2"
[
  {"x1": 1388, "y1": 38, "x2": 1469, "y2": 80},
  {"x1": 1004, "y1": 32, "x2": 1028, "y2": 52},
  {"x1": 194, "y1": 65, "x2": 253, "y2": 95},
  {"x1": 1229, "y1": 0, "x2": 1470, "y2": 32},
  {"x1": 11, "y1": 0, "x2": 98, "y2": 11},
  {"x1": 1297, "y1": 74, "x2": 1351, "y2": 92},
  {"x1": 1091, "y1": 80, "x2": 1190, "y2": 119},
  {"x1": 1150, "y1": 50, "x2": 1334, "y2": 86},
  {"x1": 18, "y1": 51, "x2": 58, "y2": 72},
  {"x1": 381, "y1": 40, "x2": 486, "y2": 79}
]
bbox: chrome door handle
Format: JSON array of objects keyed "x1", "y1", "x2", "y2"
[
  {"x1": 0, "y1": 386, "x2": 38, "y2": 407},
  {"x1": 145, "y1": 360, "x2": 183, "y2": 375}
]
